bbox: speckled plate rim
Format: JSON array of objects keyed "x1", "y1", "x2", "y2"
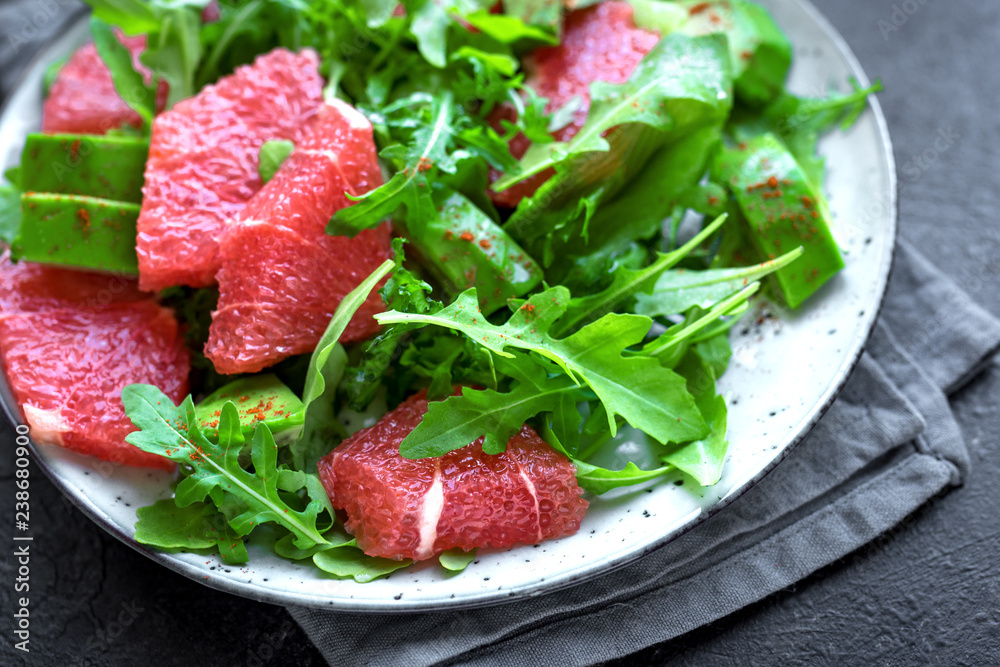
[{"x1": 0, "y1": 0, "x2": 897, "y2": 613}]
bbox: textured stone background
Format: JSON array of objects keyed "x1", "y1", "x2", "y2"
[{"x1": 1, "y1": 1, "x2": 998, "y2": 665}]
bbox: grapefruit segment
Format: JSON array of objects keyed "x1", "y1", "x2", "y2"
[
  {"x1": 0, "y1": 250, "x2": 189, "y2": 470},
  {"x1": 488, "y1": 1, "x2": 659, "y2": 207},
  {"x1": 205, "y1": 99, "x2": 391, "y2": 375},
  {"x1": 42, "y1": 35, "x2": 168, "y2": 135},
  {"x1": 136, "y1": 48, "x2": 324, "y2": 291},
  {"x1": 0, "y1": 302, "x2": 189, "y2": 470},
  {"x1": 317, "y1": 390, "x2": 588, "y2": 561}
]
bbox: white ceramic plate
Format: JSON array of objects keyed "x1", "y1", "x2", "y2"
[{"x1": 0, "y1": 0, "x2": 895, "y2": 612}]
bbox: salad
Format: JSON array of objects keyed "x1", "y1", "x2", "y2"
[{"x1": 0, "y1": 0, "x2": 879, "y2": 582}]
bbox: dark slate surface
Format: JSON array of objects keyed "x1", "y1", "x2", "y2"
[{"x1": 1, "y1": 1, "x2": 998, "y2": 665}]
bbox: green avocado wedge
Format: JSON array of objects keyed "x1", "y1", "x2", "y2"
[
  {"x1": 408, "y1": 191, "x2": 543, "y2": 315},
  {"x1": 195, "y1": 375, "x2": 307, "y2": 445},
  {"x1": 711, "y1": 132, "x2": 844, "y2": 308},
  {"x1": 13, "y1": 193, "x2": 140, "y2": 274},
  {"x1": 18, "y1": 133, "x2": 149, "y2": 203}
]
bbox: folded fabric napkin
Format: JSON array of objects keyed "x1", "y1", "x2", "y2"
[{"x1": 289, "y1": 240, "x2": 1000, "y2": 666}]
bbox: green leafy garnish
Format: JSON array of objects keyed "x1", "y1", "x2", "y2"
[
  {"x1": 439, "y1": 548, "x2": 477, "y2": 573},
  {"x1": 123, "y1": 386, "x2": 329, "y2": 549},
  {"x1": 135, "y1": 499, "x2": 249, "y2": 563},
  {"x1": 493, "y1": 33, "x2": 732, "y2": 192},
  {"x1": 258, "y1": 139, "x2": 295, "y2": 184},
  {"x1": 661, "y1": 348, "x2": 729, "y2": 486},
  {"x1": 313, "y1": 545, "x2": 413, "y2": 583},
  {"x1": 400, "y1": 355, "x2": 585, "y2": 458},
  {"x1": 378, "y1": 287, "x2": 709, "y2": 445},
  {"x1": 635, "y1": 247, "x2": 803, "y2": 318},
  {"x1": 90, "y1": 16, "x2": 158, "y2": 129}
]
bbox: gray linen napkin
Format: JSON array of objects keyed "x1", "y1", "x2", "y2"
[{"x1": 288, "y1": 240, "x2": 1000, "y2": 667}]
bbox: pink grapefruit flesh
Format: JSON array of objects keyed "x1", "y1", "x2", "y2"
[
  {"x1": 0, "y1": 302, "x2": 189, "y2": 471},
  {"x1": 317, "y1": 390, "x2": 589, "y2": 561},
  {"x1": 136, "y1": 48, "x2": 324, "y2": 292},
  {"x1": 488, "y1": 1, "x2": 659, "y2": 207},
  {"x1": 205, "y1": 99, "x2": 391, "y2": 375},
  {"x1": 0, "y1": 251, "x2": 189, "y2": 470},
  {"x1": 42, "y1": 34, "x2": 168, "y2": 135}
]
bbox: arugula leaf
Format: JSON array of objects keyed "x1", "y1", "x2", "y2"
[
  {"x1": 662, "y1": 349, "x2": 729, "y2": 485},
  {"x1": 548, "y1": 390, "x2": 583, "y2": 457},
  {"x1": 328, "y1": 92, "x2": 455, "y2": 237},
  {"x1": 135, "y1": 499, "x2": 249, "y2": 563},
  {"x1": 635, "y1": 247, "x2": 803, "y2": 318},
  {"x1": 399, "y1": 355, "x2": 585, "y2": 458},
  {"x1": 292, "y1": 259, "x2": 396, "y2": 469},
  {"x1": 439, "y1": 548, "x2": 477, "y2": 573},
  {"x1": 123, "y1": 388, "x2": 329, "y2": 548},
  {"x1": 462, "y1": 11, "x2": 558, "y2": 45},
  {"x1": 90, "y1": 16, "x2": 157, "y2": 129},
  {"x1": 694, "y1": 332, "x2": 733, "y2": 379},
  {"x1": 410, "y1": 0, "x2": 450, "y2": 68},
  {"x1": 43, "y1": 57, "x2": 68, "y2": 95},
  {"x1": 395, "y1": 329, "x2": 497, "y2": 403},
  {"x1": 147, "y1": 11, "x2": 204, "y2": 107},
  {"x1": 500, "y1": 34, "x2": 732, "y2": 264},
  {"x1": 493, "y1": 33, "x2": 732, "y2": 191},
  {"x1": 84, "y1": 0, "x2": 161, "y2": 34},
  {"x1": 643, "y1": 282, "x2": 759, "y2": 361},
  {"x1": 574, "y1": 460, "x2": 673, "y2": 495},
  {"x1": 378, "y1": 287, "x2": 709, "y2": 445},
  {"x1": 258, "y1": 139, "x2": 295, "y2": 184},
  {"x1": 668, "y1": 0, "x2": 792, "y2": 107},
  {"x1": 274, "y1": 526, "x2": 354, "y2": 561},
  {"x1": 87, "y1": 0, "x2": 209, "y2": 108},
  {"x1": 541, "y1": 423, "x2": 672, "y2": 494},
  {"x1": 195, "y1": 0, "x2": 267, "y2": 86},
  {"x1": 361, "y1": 0, "x2": 399, "y2": 28},
  {"x1": 545, "y1": 125, "x2": 722, "y2": 291},
  {"x1": 452, "y1": 45, "x2": 518, "y2": 78},
  {"x1": 313, "y1": 545, "x2": 412, "y2": 583},
  {"x1": 554, "y1": 213, "x2": 730, "y2": 335}
]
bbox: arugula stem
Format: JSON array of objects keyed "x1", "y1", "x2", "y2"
[
  {"x1": 196, "y1": 0, "x2": 266, "y2": 89},
  {"x1": 643, "y1": 283, "x2": 760, "y2": 358},
  {"x1": 553, "y1": 214, "x2": 731, "y2": 336},
  {"x1": 367, "y1": 20, "x2": 407, "y2": 74}
]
